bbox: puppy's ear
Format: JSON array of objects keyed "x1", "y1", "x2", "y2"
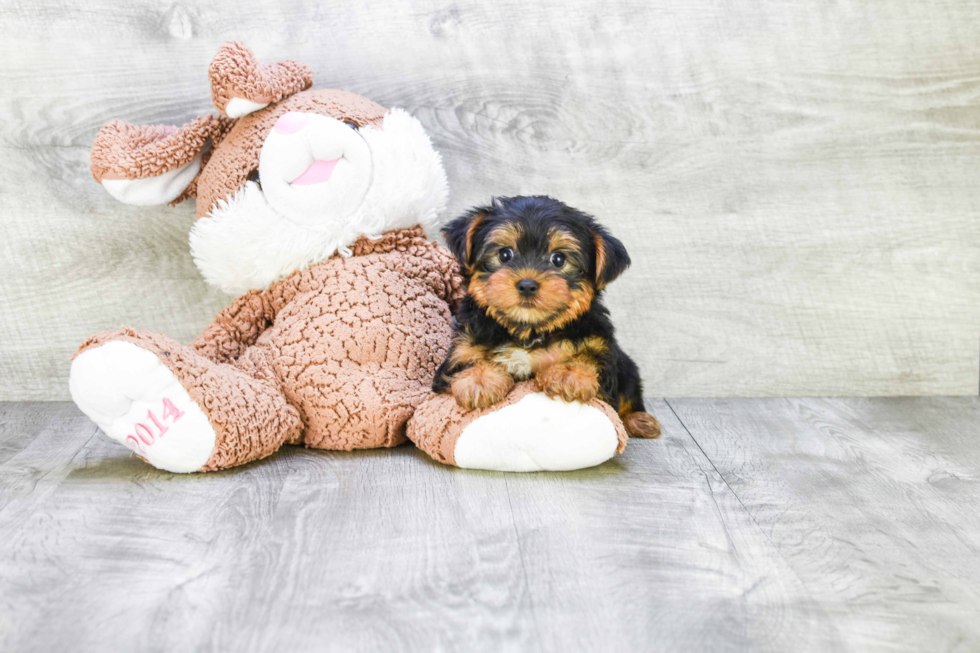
[
  {"x1": 592, "y1": 224, "x2": 631, "y2": 289},
  {"x1": 442, "y1": 209, "x2": 486, "y2": 269}
]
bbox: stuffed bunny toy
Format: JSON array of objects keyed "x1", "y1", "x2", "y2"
[{"x1": 69, "y1": 42, "x2": 629, "y2": 473}]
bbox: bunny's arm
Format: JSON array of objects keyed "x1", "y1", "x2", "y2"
[{"x1": 191, "y1": 279, "x2": 300, "y2": 364}]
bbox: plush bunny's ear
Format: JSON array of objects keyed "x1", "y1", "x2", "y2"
[
  {"x1": 90, "y1": 115, "x2": 231, "y2": 206},
  {"x1": 209, "y1": 41, "x2": 314, "y2": 118}
]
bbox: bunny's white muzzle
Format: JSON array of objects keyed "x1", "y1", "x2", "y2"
[{"x1": 259, "y1": 111, "x2": 374, "y2": 228}]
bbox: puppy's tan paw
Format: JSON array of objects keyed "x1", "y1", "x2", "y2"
[
  {"x1": 624, "y1": 412, "x2": 661, "y2": 438},
  {"x1": 451, "y1": 363, "x2": 515, "y2": 410},
  {"x1": 536, "y1": 362, "x2": 599, "y2": 404}
]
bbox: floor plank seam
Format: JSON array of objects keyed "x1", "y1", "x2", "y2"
[
  {"x1": 503, "y1": 477, "x2": 544, "y2": 653},
  {"x1": 661, "y1": 398, "x2": 833, "y2": 617}
]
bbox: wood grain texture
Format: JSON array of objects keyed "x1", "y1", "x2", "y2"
[
  {"x1": 2, "y1": 1, "x2": 980, "y2": 399},
  {"x1": 0, "y1": 400, "x2": 840, "y2": 652},
  {"x1": 667, "y1": 396, "x2": 980, "y2": 651},
  {"x1": 5, "y1": 398, "x2": 980, "y2": 651}
]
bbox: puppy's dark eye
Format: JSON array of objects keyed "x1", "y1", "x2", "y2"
[
  {"x1": 344, "y1": 121, "x2": 359, "y2": 131},
  {"x1": 498, "y1": 247, "x2": 514, "y2": 263},
  {"x1": 550, "y1": 252, "x2": 566, "y2": 268},
  {"x1": 247, "y1": 169, "x2": 261, "y2": 188}
]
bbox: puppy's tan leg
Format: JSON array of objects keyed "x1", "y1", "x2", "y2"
[
  {"x1": 536, "y1": 358, "x2": 600, "y2": 403},
  {"x1": 451, "y1": 360, "x2": 515, "y2": 410}
]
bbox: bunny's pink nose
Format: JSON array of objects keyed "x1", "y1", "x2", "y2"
[{"x1": 273, "y1": 111, "x2": 311, "y2": 135}]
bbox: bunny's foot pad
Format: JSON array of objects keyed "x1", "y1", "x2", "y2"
[{"x1": 70, "y1": 341, "x2": 216, "y2": 473}]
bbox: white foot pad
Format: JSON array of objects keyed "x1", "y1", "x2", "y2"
[
  {"x1": 69, "y1": 341, "x2": 217, "y2": 473},
  {"x1": 453, "y1": 392, "x2": 620, "y2": 472}
]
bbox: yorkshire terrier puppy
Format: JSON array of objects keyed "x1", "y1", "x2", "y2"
[{"x1": 433, "y1": 195, "x2": 661, "y2": 439}]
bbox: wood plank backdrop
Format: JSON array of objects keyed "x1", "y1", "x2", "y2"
[{"x1": 2, "y1": 0, "x2": 979, "y2": 400}]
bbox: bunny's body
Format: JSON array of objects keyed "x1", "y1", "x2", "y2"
[{"x1": 76, "y1": 229, "x2": 460, "y2": 471}]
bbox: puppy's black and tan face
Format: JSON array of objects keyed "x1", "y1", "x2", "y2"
[
  {"x1": 443, "y1": 196, "x2": 630, "y2": 337},
  {"x1": 468, "y1": 220, "x2": 594, "y2": 334}
]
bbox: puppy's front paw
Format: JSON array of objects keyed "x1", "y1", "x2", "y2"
[
  {"x1": 536, "y1": 362, "x2": 599, "y2": 403},
  {"x1": 451, "y1": 363, "x2": 515, "y2": 410}
]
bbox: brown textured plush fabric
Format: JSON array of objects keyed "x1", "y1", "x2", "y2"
[
  {"x1": 208, "y1": 41, "x2": 314, "y2": 115},
  {"x1": 89, "y1": 89, "x2": 381, "y2": 218},
  {"x1": 75, "y1": 328, "x2": 303, "y2": 471},
  {"x1": 90, "y1": 115, "x2": 233, "y2": 183},
  {"x1": 77, "y1": 227, "x2": 463, "y2": 470},
  {"x1": 193, "y1": 88, "x2": 388, "y2": 219},
  {"x1": 407, "y1": 382, "x2": 629, "y2": 467}
]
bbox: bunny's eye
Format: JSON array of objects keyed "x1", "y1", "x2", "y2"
[
  {"x1": 344, "y1": 121, "x2": 359, "y2": 131},
  {"x1": 247, "y1": 169, "x2": 261, "y2": 188}
]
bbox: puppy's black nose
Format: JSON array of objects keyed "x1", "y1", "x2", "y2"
[{"x1": 517, "y1": 278, "x2": 539, "y2": 297}]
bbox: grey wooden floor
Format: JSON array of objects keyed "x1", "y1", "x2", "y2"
[{"x1": 1, "y1": 398, "x2": 978, "y2": 652}]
